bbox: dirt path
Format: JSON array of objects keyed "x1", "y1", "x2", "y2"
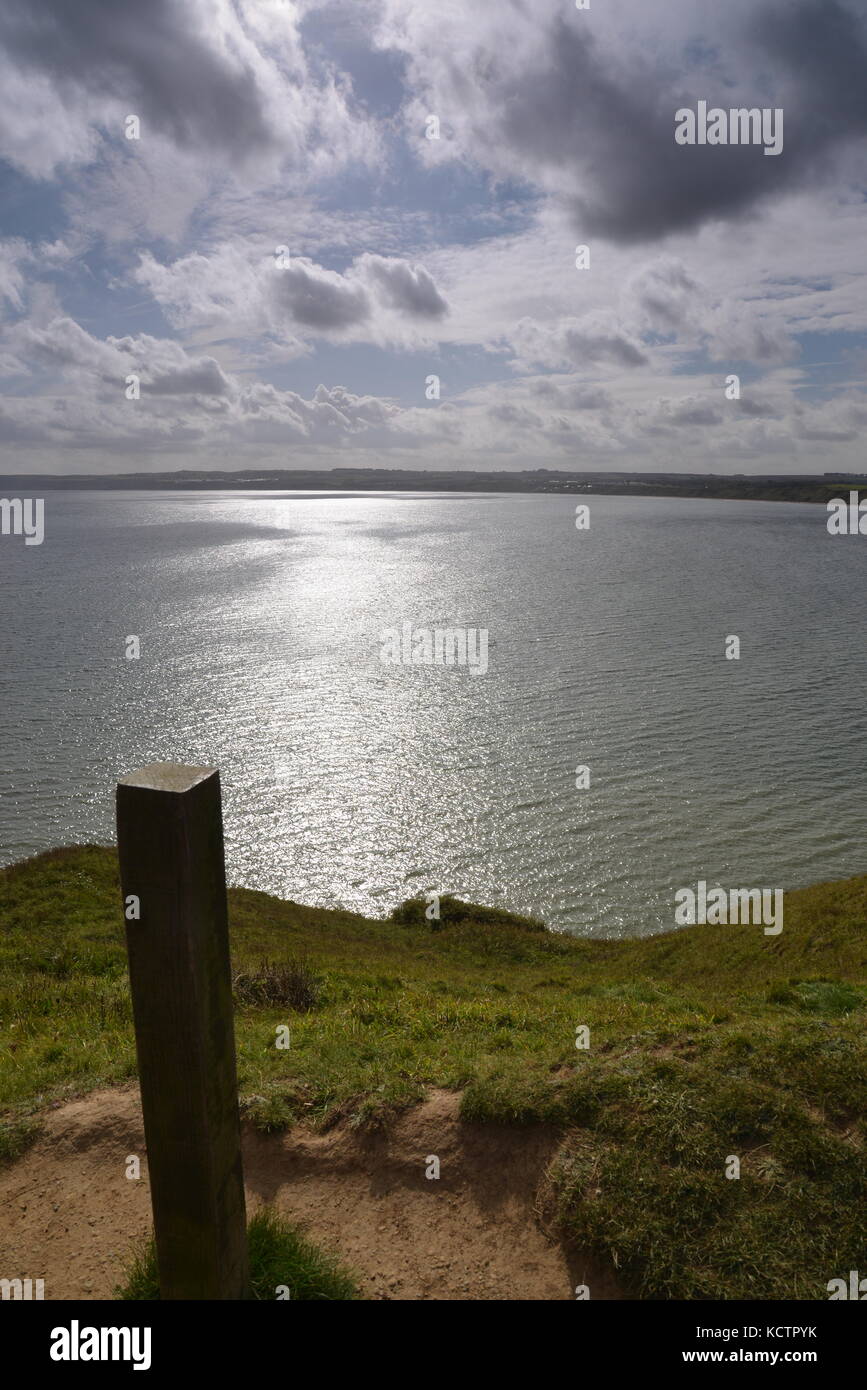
[{"x1": 0, "y1": 1086, "x2": 619, "y2": 1300}]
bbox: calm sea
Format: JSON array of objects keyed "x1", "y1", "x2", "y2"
[{"x1": 1, "y1": 489, "x2": 864, "y2": 937}]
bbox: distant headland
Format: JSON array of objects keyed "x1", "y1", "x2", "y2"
[{"x1": 1, "y1": 467, "x2": 865, "y2": 506}]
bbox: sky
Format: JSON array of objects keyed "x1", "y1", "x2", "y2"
[{"x1": 0, "y1": 0, "x2": 866, "y2": 476}]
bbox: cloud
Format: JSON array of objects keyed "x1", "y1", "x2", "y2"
[
  {"x1": 702, "y1": 304, "x2": 798, "y2": 365},
  {"x1": 0, "y1": 1, "x2": 865, "y2": 475},
  {"x1": 146, "y1": 360, "x2": 231, "y2": 397},
  {"x1": 356, "y1": 254, "x2": 448, "y2": 318},
  {"x1": 625, "y1": 258, "x2": 702, "y2": 336},
  {"x1": 377, "y1": 0, "x2": 867, "y2": 243},
  {"x1": 0, "y1": 238, "x2": 75, "y2": 323},
  {"x1": 3, "y1": 310, "x2": 867, "y2": 473},
  {"x1": 134, "y1": 244, "x2": 449, "y2": 349},
  {"x1": 275, "y1": 260, "x2": 371, "y2": 330},
  {"x1": 669, "y1": 402, "x2": 723, "y2": 427},
  {"x1": 0, "y1": 311, "x2": 409, "y2": 459},
  {"x1": 621, "y1": 254, "x2": 798, "y2": 363},
  {"x1": 735, "y1": 396, "x2": 777, "y2": 419},
  {"x1": 230, "y1": 380, "x2": 402, "y2": 444},
  {"x1": 486, "y1": 402, "x2": 543, "y2": 430},
  {"x1": 5, "y1": 316, "x2": 233, "y2": 399},
  {"x1": 508, "y1": 314, "x2": 649, "y2": 372},
  {"x1": 530, "y1": 380, "x2": 613, "y2": 411},
  {"x1": 0, "y1": 0, "x2": 380, "y2": 184},
  {"x1": 0, "y1": 240, "x2": 29, "y2": 315},
  {"x1": 0, "y1": 0, "x2": 272, "y2": 157}
]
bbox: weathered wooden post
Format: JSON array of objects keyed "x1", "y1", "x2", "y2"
[{"x1": 116, "y1": 763, "x2": 250, "y2": 1300}]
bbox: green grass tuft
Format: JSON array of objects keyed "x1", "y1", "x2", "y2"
[
  {"x1": 390, "y1": 893, "x2": 546, "y2": 932},
  {"x1": 115, "y1": 1207, "x2": 359, "y2": 1300},
  {"x1": 0, "y1": 1114, "x2": 42, "y2": 1164}
]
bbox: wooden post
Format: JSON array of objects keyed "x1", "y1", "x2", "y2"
[{"x1": 116, "y1": 763, "x2": 250, "y2": 1300}]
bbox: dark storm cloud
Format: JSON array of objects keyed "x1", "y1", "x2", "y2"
[
  {"x1": 752, "y1": 0, "x2": 867, "y2": 136},
  {"x1": 0, "y1": 0, "x2": 273, "y2": 160},
  {"x1": 479, "y1": 1, "x2": 867, "y2": 243}
]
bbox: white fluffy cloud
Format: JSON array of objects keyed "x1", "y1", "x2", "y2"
[
  {"x1": 0, "y1": 312, "x2": 413, "y2": 461},
  {"x1": 2, "y1": 309, "x2": 866, "y2": 474},
  {"x1": 0, "y1": 0, "x2": 380, "y2": 182},
  {"x1": 133, "y1": 245, "x2": 449, "y2": 354}
]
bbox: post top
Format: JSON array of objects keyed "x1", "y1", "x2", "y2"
[{"x1": 117, "y1": 762, "x2": 218, "y2": 794}]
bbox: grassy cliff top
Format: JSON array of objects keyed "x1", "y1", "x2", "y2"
[{"x1": 2, "y1": 845, "x2": 866, "y2": 1299}]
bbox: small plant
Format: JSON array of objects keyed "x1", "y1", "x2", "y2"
[
  {"x1": 115, "y1": 1207, "x2": 359, "y2": 1300},
  {"x1": 0, "y1": 1116, "x2": 41, "y2": 1164},
  {"x1": 390, "y1": 894, "x2": 545, "y2": 932},
  {"x1": 767, "y1": 979, "x2": 864, "y2": 1015},
  {"x1": 242, "y1": 1090, "x2": 298, "y2": 1132},
  {"x1": 233, "y1": 957, "x2": 321, "y2": 1011}
]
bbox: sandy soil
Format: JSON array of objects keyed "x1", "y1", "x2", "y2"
[{"x1": 0, "y1": 1086, "x2": 620, "y2": 1301}]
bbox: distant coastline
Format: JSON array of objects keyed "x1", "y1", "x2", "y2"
[{"x1": 2, "y1": 467, "x2": 865, "y2": 506}]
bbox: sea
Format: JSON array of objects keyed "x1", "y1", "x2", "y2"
[{"x1": 1, "y1": 488, "x2": 864, "y2": 937}]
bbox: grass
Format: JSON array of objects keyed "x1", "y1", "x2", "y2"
[
  {"x1": 0, "y1": 1114, "x2": 42, "y2": 1163},
  {"x1": 233, "y1": 956, "x2": 321, "y2": 1011},
  {"x1": 116, "y1": 1207, "x2": 359, "y2": 1300},
  {"x1": 2, "y1": 844, "x2": 866, "y2": 1299}
]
